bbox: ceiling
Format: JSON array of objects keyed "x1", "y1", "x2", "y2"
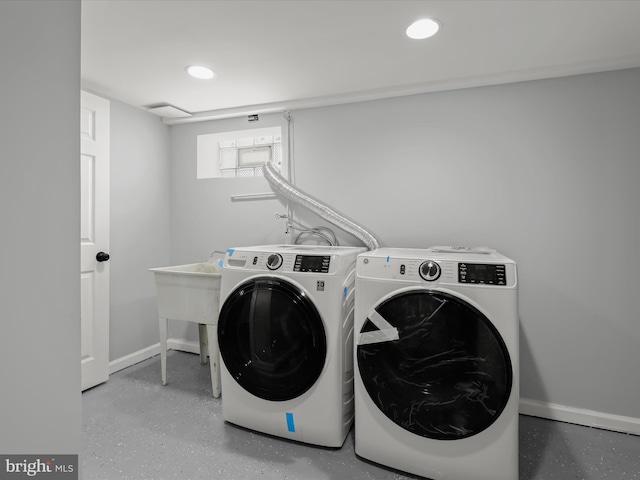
[{"x1": 81, "y1": 0, "x2": 640, "y2": 123}]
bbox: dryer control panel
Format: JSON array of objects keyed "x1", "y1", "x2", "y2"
[
  {"x1": 357, "y1": 247, "x2": 517, "y2": 288},
  {"x1": 459, "y1": 263, "x2": 506, "y2": 285}
]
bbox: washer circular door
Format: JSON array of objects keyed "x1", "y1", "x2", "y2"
[
  {"x1": 357, "y1": 289, "x2": 512, "y2": 440},
  {"x1": 218, "y1": 277, "x2": 327, "y2": 401}
]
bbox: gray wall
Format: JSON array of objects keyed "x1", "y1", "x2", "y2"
[
  {"x1": 170, "y1": 68, "x2": 640, "y2": 420},
  {"x1": 109, "y1": 99, "x2": 171, "y2": 361},
  {"x1": 0, "y1": 0, "x2": 81, "y2": 454}
]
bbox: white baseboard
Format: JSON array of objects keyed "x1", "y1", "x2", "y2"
[
  {"x1": 108, "y1": 343, "x2": 162, "y2": 375},
  {"x1": 520, "y1": 398, "x2": 640, "y2": 435},
  {"x1": 109, "y1": 344, "x2": 639, "y2": 436}
]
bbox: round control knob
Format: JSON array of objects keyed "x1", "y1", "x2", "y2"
[
  {"x1": 419, "y1": 260, "x2": 441, "y2": 281},
  {"x1": 266, "y1": 253, "x2": 283, "y2": 270}
]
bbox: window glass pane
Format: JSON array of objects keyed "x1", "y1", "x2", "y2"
[
  {"x1": 196, "y1": 126, "x2": 282, "y2": 179},
  {"x1": 273, "y1": 143, "x2": 282, "y2": 168},
  {"x1": 219, "y1": 147, "x2": 237, "y2": 169},
  {"x1": 238, "y1": 146, "x2": 271, "y2": 166}
]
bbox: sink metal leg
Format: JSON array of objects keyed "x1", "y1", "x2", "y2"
[
  {"x1": 206, "y1": 324, "x2": 221, "y2": 398},
  {"x1": 159, "y1": 317, "x2": 168, "y2": 386},
  {"x1": 198, "y1": 323, "x2": 208, "y2": 365}
]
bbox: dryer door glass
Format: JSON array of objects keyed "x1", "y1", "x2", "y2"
[
  {"x1": 218, "y1": 277, "x2": 327, "y2": 401},
  {"x1": 357, "y1": 290, "x2": 512, "y2": 440}
]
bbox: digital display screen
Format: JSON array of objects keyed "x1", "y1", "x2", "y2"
[
  {"x1": 459, "y1": 263, "x2": 506, "y2": 285},
  {"x1": 294, "y1": 255, "x2": 330, "y2": 273}
]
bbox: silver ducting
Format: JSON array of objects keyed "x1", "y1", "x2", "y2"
[{"x1": 263, "y1": 159, "x2": 380, "y2": 250}]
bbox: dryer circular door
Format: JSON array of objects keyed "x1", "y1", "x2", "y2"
[
  {"x1": 357, "y1": 289, "x2": 512, "y2": 440},
  {"x1": 218, "y1": 277, "x2": 327, "y2": 401}
]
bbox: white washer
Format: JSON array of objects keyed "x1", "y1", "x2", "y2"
[
  {"x1": 354, "y1": 247, "x2": 519, "y2": 480},
  {"x1": 218, "y1": 244, "x2": 366, "y2": 448}
]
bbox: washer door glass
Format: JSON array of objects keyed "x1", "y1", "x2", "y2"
[
  {"x1": 357, "y1": 290, "x2": 512, "y2": 440},
  {"x1": 218, "y1": 277, "x2": 326, "y2": 401}
]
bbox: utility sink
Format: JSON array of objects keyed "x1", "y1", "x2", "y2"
[
  {"x1": 150, "y1": 263, "x2": 221, "y2": 324},
  {"x1": 150, "y1": 262, "x2": 222, "y2": 397}
]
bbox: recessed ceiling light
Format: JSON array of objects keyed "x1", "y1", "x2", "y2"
[
  {"x1": 186, "y1": 65, "x2": 214, "y2": 80},
  {"x1": 406, "y1": 18, "x2": 440, "y2": 40}
]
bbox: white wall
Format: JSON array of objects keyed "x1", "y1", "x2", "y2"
[
  {"x1": 109, "y1": 99, "x2": 171, "y2": 361},
  {"x1": 170, "y1": 68, "x2": 640, "y2": 425},
  {"x1": 0, "y1": 0, "x2": 81, "y2": 454}
]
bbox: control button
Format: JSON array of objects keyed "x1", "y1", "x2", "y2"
[
  {"x1": 400, "y1": 264, "x2": 406, "y2": 275},
  {"x1": 266, "y1": 253, "x2": 283, "y2": 270},
  {"x1": 419, "y1": 260, "x2": 441, "y2": 282}
]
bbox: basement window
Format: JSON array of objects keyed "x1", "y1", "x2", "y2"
[{"x1": 197, "y1": 127, "x2": 282, "y2": 179}]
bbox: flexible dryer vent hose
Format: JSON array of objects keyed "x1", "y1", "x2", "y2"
[{"x1": 263, "y1": 159, "x2": 380, "y2": 250}]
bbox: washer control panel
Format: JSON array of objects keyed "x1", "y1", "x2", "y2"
[
  {"x1": 225, "y1": 245, "x2": 366, "y2": 276},
  {"x1": 239, "y1": 253, "x2": 332, "y2": 273}
]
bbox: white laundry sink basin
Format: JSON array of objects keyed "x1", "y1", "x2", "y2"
[
  {"x1": 150, "y1": 263, "x2": 222, "y2": 324},
  {"x1": 150, "y1": 262, "x2": 223, "y2": 397}
]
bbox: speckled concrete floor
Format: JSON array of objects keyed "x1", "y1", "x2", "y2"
[{"x1": 82, "y1": 351, "x2": 640, "y2": 480}]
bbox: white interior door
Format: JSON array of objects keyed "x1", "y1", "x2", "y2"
[{"x1": 81, "y1": 90, "x2": 110, "y2": 391}]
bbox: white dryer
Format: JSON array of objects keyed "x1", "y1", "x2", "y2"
[
  {"x1": 354, "y1": 247, "x2": 519, "y2": 480},
  {"x1": 218, "y1": 244, "x2": 366, "y2": 448}
]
